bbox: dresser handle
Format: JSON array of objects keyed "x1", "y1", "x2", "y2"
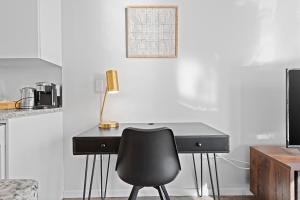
[
  {"x1": 196, "y1": 142, "x2": 202, "y2": 147},
  {"x1": 100, "y1": 143, "x2": 106, "y2": 148}
]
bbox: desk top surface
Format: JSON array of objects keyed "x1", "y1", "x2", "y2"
[{"x1": 75, "y1": 122, "x2": 228, "y2": 138}]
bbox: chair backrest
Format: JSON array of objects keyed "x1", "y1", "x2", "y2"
[{"x1": 116, "y1": 127, "x2": 181, "y2": 186}]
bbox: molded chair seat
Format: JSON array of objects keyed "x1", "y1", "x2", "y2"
[{"x1": 116, "y1": 127, "x2": 181, "y2": 200}]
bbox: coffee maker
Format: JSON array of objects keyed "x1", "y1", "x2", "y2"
[{"x1": 35, "y1": 82, "x2": 62, "y2": 109}]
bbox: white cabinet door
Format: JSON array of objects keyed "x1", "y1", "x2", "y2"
[
  {"x1": 0, "y1": 124, "x2": 5, "y2": 179},
  {"x1": 7, "y1": 112, "x2": 63, "y2": 200},
  {"x1": 0, "y1": 0, "x2": 62, "y2": 66},
  {"x1": 0, "y1": 0, "x2": 39, "y2": 58},
  {"x1": 39, "y1": 0, "x2": 62, "y2": 66}
]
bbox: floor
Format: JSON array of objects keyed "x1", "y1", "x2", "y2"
[{"x1": 64, "y1": 196, "x2": 256, "y2": 200}]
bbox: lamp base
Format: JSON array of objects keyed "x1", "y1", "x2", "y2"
[{"x1": 99, "y1": 121, "x2": 119, "y2": 129}]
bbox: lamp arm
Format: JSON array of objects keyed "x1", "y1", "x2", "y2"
[{"x1": 100, "y1": 87, "x2": 108, "y2": 123}]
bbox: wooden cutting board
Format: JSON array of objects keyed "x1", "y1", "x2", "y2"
[{"x1": 0, "y1": 101, "x2": 20, "y2": 110}]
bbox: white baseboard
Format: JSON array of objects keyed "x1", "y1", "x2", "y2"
[{"x1": 64, "y1": 187, "x2": 253, "y2": 198}]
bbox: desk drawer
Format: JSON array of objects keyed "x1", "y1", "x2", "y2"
[
  {"x1": 73, "y1": 137, "x2": 120, "y2": 155},
  {"x1": 175, "y1": 136, "x2": 229, "y2": 153},
  {"x1": 73, "y1": 135, "x2": 229, "y2": 155}
]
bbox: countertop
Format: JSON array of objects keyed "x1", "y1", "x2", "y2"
[{"x1": 0, "y1": 108, "x2": 62, "y2": 121}]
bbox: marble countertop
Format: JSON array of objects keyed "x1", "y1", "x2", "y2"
[
  {"x1": 0, "y1": 108, "x2": 62, "y2": 121},
  {"x1": 0, "y1": 179, "x2": 38, "y2": 200}
]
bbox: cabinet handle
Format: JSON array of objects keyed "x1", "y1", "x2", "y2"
[{"x1": 196, "y1": 142, "x2": 202, "y2": 147}]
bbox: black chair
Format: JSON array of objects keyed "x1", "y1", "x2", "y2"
[{"x1": 116, "y1": 127, "x2": 181, "y2": 200}]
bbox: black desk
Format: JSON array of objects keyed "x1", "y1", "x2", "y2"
[{"x1": 73, "y1": 122, "x2": 229, "y2": 200}]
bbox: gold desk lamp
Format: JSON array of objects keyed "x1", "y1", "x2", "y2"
[{"x1": 99, "y1": 69, "x2": 119, "y2": 129}]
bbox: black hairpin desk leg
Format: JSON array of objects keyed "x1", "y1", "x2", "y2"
[
  {"x1": 88, "y1": 155, "x2": 96, "y2": 200},
  {"x1": 83, "y1": 155, "x2": 89, "y2": 200},
  {"x1": 100, "y1": 154, "x2": 111, "y2": 199},
  {"x1": 213, "y1": 153, "x2": 220, "y2": 200},
  {"x1": 82, "y1": 153, "x2": 219, "y2": 200},
  {"x1": 207, "y1": 153, "x2": 216, "y2": 200},
  {"x1": 200, "y1": 153, "x2": 203, "y2": 197},
  {"x1": 192, "y1": 153, "x2": 203, "y2": 197},
  {"x1": 192, "y1": 153, "x2": 199, "y2": 196}
]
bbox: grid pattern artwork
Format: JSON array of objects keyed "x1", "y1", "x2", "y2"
[{"x1": 126, "y1": 6, "x2": 178, "y2": 58}]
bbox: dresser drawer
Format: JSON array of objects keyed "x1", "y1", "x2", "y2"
[
  {"x1": 73, "y1": 137, "x2": 120, "y2": 155},
  {"x1": 175, "y1": 136, "x2": 229, "y2": 153}
]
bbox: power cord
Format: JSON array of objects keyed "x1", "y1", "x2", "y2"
[{"x1": 215, "y1": 155, "x2": 250, "y2": 170}]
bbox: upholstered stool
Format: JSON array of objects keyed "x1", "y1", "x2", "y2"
[{"x1": 0, "y1": 179, "x2": 38, "y2": 200}]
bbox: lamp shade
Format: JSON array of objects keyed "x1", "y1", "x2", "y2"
[{"x1": 106, "y1": 69, "x2": 119, "y2": 93}]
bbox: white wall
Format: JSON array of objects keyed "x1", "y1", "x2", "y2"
[
  {"x1": 62, "y1": 0, "x2": 300, "y2": 197},
  {"x1": 0, "y1": 58, "x2": 62, "y2": 100}
]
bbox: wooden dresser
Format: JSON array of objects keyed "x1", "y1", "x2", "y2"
[{"x1": 250, "y1": 146, "x2": 300, "y2": 200}]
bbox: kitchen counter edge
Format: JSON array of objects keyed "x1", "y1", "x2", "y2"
[{"x1": 0, "y1": 108, "x2": 62, "y2": 121}]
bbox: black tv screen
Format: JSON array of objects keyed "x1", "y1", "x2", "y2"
[{"x1": 287, "y1": 69, "x2": 300, "y2": 147}]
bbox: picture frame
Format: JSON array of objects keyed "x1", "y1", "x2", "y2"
[{"x1": 126, "y1": 6, "x2": 178, "y2": 58}]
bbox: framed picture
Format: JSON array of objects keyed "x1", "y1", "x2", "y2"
[{"x1": 126, "y1": 6, "x2": 178, "y2": 58}]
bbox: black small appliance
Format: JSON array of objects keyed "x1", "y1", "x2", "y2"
[{"x1": 35, "y1": 82, "x2": 61, "y2": 109}]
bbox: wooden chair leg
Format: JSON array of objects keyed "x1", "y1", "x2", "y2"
[
  {"x1": 129, "y1": 186, "x2": 142, "y2": 200},
  {"x1": 161, "y1": 185, "x2": 170, "y2": 200}
]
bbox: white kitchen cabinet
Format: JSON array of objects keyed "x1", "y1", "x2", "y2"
[
  {"x1": 0, "y1": 0, "x2": 62, "y2": 66},
  {"x1": 39, "y1": 0, "x2": 62, "y2": 66},
  {"x1": 6, "y1": 112, "x2": 63, "y2": 200},
  {"x1": 0, "y1": 0, "x2": 39, "y2": 58},
  {"x1": 0, "y1": 124, "x2": 6, "y2": 179}
]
